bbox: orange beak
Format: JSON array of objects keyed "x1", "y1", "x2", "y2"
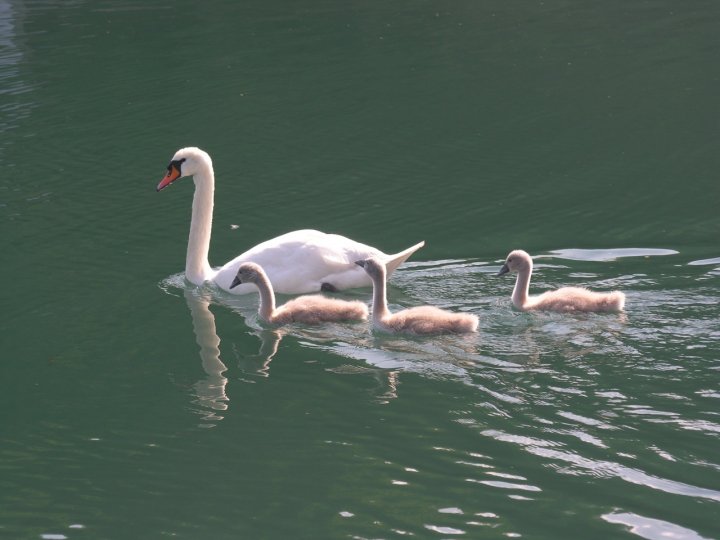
[{"x1": 156, "y1": 164, "x2": 182, "y2": 192}]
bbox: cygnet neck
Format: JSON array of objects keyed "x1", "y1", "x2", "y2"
[
  {"x1": 369, "y1": 265, "x2": 391, "y2": 322},
  {"x1": 186, "y1": 156, "x2": 216, "y2": 285},
  {"x1": 512, "y1": 257, "x2": 532, "y2": 309},
  {"x1": 252, "y1": 269, "x2": 278, "y2": 322}
]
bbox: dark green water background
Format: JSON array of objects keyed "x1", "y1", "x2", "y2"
[{"x1": 1, "y1": 1, "x2": 719, "y2": 538}]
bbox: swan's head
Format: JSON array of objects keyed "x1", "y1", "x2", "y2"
[
  {"x1": 156, "y1": 147, "x2": 212, "y2": 192},
  {"x1": 355, "y1": 257, "x2": 386, "y2": 280},
  {"x1": 498, "y1": 249, "x2": 532, "y2": 276},
  {"x1": 230, "y1": 262, "x2": 264, "y2": 289}
]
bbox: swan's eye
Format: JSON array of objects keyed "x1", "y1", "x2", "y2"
[{"x1": 168, "y1": 157, "x2": 186, "y2": 172}]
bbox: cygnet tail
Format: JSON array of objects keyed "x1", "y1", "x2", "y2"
[
  {"x1": 609, "y1": 291, "x2": 626, "y2": 312},
  {"x1": 596, "y1": 291, "x2": 626, "y2": 312},
  {"x1": 382, "y1": 241, "x2": 425, "y2": 277}
]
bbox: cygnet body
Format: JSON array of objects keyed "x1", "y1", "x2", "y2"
[
  {"x1": 498, "y1": 250, "x2": 625, "y2": 313},
  {"x1": 355, "y1": 257, "x2": 479, "y2": 335},
  {"x1": 231, "y1": 262, "x2": 369, "y2": 325}
]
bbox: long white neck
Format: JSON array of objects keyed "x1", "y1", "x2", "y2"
[
  {"x1": 512, "y1": 261, "x2": 532, "y2": 309},
  {"x1": 186, "y1": 160, "x2": 215, "y2": 285},
  {"x1": 253, "y1": 271, "x2": 277, "y2": 322},
  {"x1": 370, "y1": 267, "x2": 391, "y2": 323}
]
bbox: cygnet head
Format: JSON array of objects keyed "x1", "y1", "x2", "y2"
[
  {"x1": 230, "y1": 262, "x2": 264, "y2": 289},
  {"x1": 156, "y1": 147, "x2": 212, "y2": 191},
  {"x1": 498, "y1": 249, "x2": 533, "y2": 276},
  {"x1": 355, "y1": 257, "x2": 386, "y2": 279}
]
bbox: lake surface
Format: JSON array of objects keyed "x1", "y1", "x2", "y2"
[{"x1": 1, "y1": 1, "x2": 719, "y2": 538}]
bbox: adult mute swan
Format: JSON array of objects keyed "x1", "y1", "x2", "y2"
[
  {"x1": 156, "y1": 147, "x2": 425, "y2": 295},
  {"x1": 356, "y1": 257, "x2": 479, "y2": 335},
  {"x1": 498, "y1": 250, "x2": 626, "y2": 312},
  {"x1": 231, "y1": 262, "x2": 369, "y2": 324}
]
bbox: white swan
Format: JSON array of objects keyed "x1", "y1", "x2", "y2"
[
  {"x1": 356, "y1": 257, "x2": 479, "y2": 335},
  {"x1": 498, "y1": 249, "x2": 626, "y2": 312},
  {"x1": 231, "y1": 262, "x2": 369, "y2": 324},
  {"x1": 156, "y1": 147, "x2": 425, "y2": 295}
]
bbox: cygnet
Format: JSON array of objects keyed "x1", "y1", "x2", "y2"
[
  {"x1": 231, "y1": 262, "x2": 369, "y2": 324},
  {"x1": 498, "y1": 250, "x2": 625, "y2": 312},
  {"x1": 355, "y1": 257, "x2": 479, "y2": 335}
]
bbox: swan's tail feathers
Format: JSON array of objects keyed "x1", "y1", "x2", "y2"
[{"x1": 383, "y1": 240, "x2": 425, "y2": 277}]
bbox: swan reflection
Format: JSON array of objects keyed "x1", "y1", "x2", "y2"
[
  {"x1": 183, "y1": 289, "x2": 284, "y2": 425},
  {"x1": 173, "y1": 269, "x2": 519, "y2": 412},
  {"x1": 184, "y1": 289, "x2": 228, "y2": 426}
]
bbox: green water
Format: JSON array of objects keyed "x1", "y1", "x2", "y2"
[{"x1": 2, "y1": 1, "x2": 719, "y2": 539}]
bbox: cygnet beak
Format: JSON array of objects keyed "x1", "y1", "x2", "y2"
[
  {"x1": 355, "y1": 260, "x2": 367, "y2": 268},
  {"x1": 497, "y1": 263, "x2": 510, "y2": 276},
  {"x1": 156, "y1": 162, "x2": 182, "y2": 192},
  {"x1": 230, "y1": 275, "x2": 242, "y2": 289}
]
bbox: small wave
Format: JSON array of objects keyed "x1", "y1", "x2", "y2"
[
  {"x1": 688, "y1": 256, "x2": 720, "y2": 266},
  {"x1": 603, "y1": 512, "x2": 712, "y2": 540},
  {"x1": 549, "y1": 248, "x2": 678, "y2": 261},
  {"x1": 482, "y1": 429, "x2": 720, "y2": 503}
]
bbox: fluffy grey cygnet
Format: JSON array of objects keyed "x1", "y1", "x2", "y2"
[
  {"x1": 498, "y1": 250, "x2": 626, "y2": 312},
  {"x1": 355, "y1": 257, "x2": 479, "y2": 335},
  {"x1": 231, "y1": 262, "x2": 369, "y2": 324}
]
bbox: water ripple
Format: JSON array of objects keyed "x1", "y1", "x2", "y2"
[
  {"x1": 153, "y1": 248, "x2": 719, "y2": 536},
  {"x1": 549, "y1": 248, "x2": 679, "y2": 261},
  {"x1": 603, "y1": 512, "x2": 712, "y2": 540},
  {"x1": 482, "y1": 428, "x2": 720, "y2": 502}
]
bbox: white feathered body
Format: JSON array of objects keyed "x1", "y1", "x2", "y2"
[{"x1": 213, "y1": 229, "x2": 416, "y2": 295}]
